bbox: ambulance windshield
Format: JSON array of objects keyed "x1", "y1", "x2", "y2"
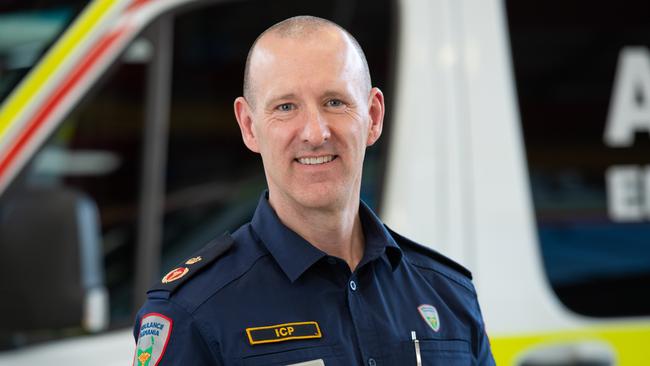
[{"x1": 0, "y1": 2, "x2": 87, "y2": 104}]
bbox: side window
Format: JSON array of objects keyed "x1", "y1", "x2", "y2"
[{"x1": 506, "y1": 1, "x2": 650, "y2": 316}]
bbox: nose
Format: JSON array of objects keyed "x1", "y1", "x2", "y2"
[{"x1": 300, "y1": 105, "x2": 331, "y2": 146}]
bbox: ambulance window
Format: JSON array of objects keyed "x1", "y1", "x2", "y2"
[
  {"x1": 0, "y1": 1, "x2": 88, "y2": 103},
  {"x1": 506, "y1": 1, "x2": 650, "y2": 316},
  {"x1": 160, "y1": 0, "x2": 396, "y2": 267}
]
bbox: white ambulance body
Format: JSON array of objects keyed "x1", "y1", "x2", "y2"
[{"x1": 0, "y1": 0, "x2": 648, "y2": 365}]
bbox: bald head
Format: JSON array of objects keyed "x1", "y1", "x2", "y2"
[{"x1": 243, "y1": 16, "x2": 371, "y2": 107}]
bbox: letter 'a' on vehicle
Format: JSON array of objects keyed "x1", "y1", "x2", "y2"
[{"x1": 605, "y1": 47, "x2": 650, "y2": 147}]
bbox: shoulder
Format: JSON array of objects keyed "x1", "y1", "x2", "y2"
[
  {"x1": 385, "y1": 225, "x2": 475, "y2": 293},
  {"x1": 149, "y1": 232, "x2": 236, "y2": 295},
  {"x1": 145, "y1": 224, "x2": 268, "y2": 312}
]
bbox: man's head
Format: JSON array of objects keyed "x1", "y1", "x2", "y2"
[
  {"x1": 242, "y1": 16, "x2": 372, "y2": 108},
  {"x1": 234, "y1": 16, "x2": 384, "y2": 212}
]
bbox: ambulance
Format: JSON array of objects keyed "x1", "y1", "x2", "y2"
[{"x1": 0, "y1": 0, "x2": 648, "y2": 364}]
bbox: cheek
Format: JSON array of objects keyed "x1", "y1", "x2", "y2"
[
  {"x1": 331, "y1": 125, "x2": 368, "y2": 163},
  {"x1": 263, "y1": 124, "x2": 297, "y2": 158},
  {"x1": 344, "y1": 119, "x2": 370, "y2": 147}
]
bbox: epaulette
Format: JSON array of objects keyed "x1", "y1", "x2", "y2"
[
  {"x1": 385, "y1": 225, "x2": 473, "y2": 280},
  {"x1": 149, "y1": 233, "x2": 234, "y2": 295}
]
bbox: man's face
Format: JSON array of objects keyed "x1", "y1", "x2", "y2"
[{"x1": 235, "y1": 28, "x2": 384, "y2": 211}]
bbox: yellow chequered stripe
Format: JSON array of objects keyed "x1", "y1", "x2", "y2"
[
  {"x1": 491, "y1": 323, "x2": 650, "y2": 365},
  {"x1": 0, "y1": 0, "x2": 121, "y2": 139}
]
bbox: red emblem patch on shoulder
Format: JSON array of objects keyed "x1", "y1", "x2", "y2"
[{"x1": 161, "y1": 267, "x2": 189, "y2": 284}]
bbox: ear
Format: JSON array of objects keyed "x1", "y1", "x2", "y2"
[
  {"x1": 366, "y1": 87, "x2": 385, "y2": 146},
  {"x1": 234, "y1": 96, "x2": 260, "y2": 153}
]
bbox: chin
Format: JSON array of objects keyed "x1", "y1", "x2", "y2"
[{"x1": 292, "y1": 184, "x2": 348, "y2": 210}]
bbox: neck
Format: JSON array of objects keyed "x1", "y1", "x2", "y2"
[{"x1": 269, "y1": 191, "x2": 365, "y2": 272}]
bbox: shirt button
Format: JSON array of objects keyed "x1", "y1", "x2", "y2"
[
  {"x1": 368, "y1": 358, "x2": 377, "y2": 366},
  {"x1": 349, "y1": 280, "x2": 357, "y2": 291}
]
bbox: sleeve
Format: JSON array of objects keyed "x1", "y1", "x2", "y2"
[
  {"x1": 471, "y1": 294, "x2": 496, "y2": 366},
  {"x1": 132, "y1": 293, "x2": 223, "y2": 366},
  {"x1": 475, "y1": 323, "x2": 496, "y2": 365}
]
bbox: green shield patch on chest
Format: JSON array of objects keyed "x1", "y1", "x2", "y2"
[{"x1": 418, "y1": 304, "x2": 441, "y2": 332}]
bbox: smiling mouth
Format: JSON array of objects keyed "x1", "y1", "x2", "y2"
[{"x1": 296, "y1": 155, "x2": 337, "y2": 165}]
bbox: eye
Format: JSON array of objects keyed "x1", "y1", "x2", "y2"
[
  {"x1": 276, "y1": 103, "x2": 295, "y2": 112},
  {"x1": 326, "y1": 99, "x2": 345, "y2": 108}
]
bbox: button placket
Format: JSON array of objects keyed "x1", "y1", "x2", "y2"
[
  {"x1": 353, "y1": 265, "x2": 383, "y2": 366},
  {"x1": 347, "y1": 277, "x2": 369, "y2": 365}
]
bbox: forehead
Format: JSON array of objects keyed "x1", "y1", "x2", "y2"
[{"x1": 249, "y1": 28, "x2": 365, "y2": 101}]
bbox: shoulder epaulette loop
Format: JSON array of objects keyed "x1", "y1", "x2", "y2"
[
  {"x1": 148, "y1": 233, "x2": 234, "y2": 295},
  {"x1": 384, "y1": 225, "x2": 473, "y2": 280}
]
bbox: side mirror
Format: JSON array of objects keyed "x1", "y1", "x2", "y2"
[{"x1": 0, "y1": 188, "x2": 108, "y2": 334}]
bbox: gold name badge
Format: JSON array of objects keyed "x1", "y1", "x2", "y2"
[{"x1": 246, "y1": 321, "x2": 322, "y2": 345}]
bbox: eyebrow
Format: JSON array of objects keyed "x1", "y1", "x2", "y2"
[
  {"x1": 321, "y1": 90, "x2": 354, "y2": 101},
  {"x1": 265, "y1": 93, "x2": 297, "y2": 109},
  {"x1": 322, "y1": 90, "x2": 343, "y2": 98}
]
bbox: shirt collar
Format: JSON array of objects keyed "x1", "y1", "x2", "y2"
[
  {"x1": 250, "y1": 191, "x2": 403, "y2": 283},
  {"x1": 357, "y1": 199, "x2": 403, "y2": 271},
  {"x1": 251, "y1": 192, "x2": 326, "y2": 283}
]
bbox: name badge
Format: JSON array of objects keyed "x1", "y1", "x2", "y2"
[{"x1": 246, "y1": 321, "x2": 322, "y2": 345}]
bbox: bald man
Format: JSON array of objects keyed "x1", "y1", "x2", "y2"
[{"x1": 133, "y1": 16, "x2": 495, "y2": 365}]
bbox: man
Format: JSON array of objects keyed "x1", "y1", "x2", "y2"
[{"x1": 133, "y1": 15, "x2": 495, "y2": 365}]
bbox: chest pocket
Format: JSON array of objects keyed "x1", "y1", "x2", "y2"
[
  {"x1": 242, "y1": 345, "x2": 341, "y2": 366},
  {"x1": 383, "y1": 339, "x2": 473, "y2": 366}
]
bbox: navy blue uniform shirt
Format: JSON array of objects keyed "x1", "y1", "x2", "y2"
[{"x1": 133, "y1": 193, "x2": 495, "y2": 365}]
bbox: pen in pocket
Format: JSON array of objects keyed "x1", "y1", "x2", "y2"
[{"x1": 411, "y1": 331, "x2": 422, "y2": 366}]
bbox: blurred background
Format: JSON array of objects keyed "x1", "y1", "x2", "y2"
[{"x1": 0, "y1": 0, "x2": 648, "y2": 365}]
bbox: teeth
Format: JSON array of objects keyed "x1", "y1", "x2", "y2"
[{"x1": 298, "y1": 155, "x2": 334, "y2": 165}]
